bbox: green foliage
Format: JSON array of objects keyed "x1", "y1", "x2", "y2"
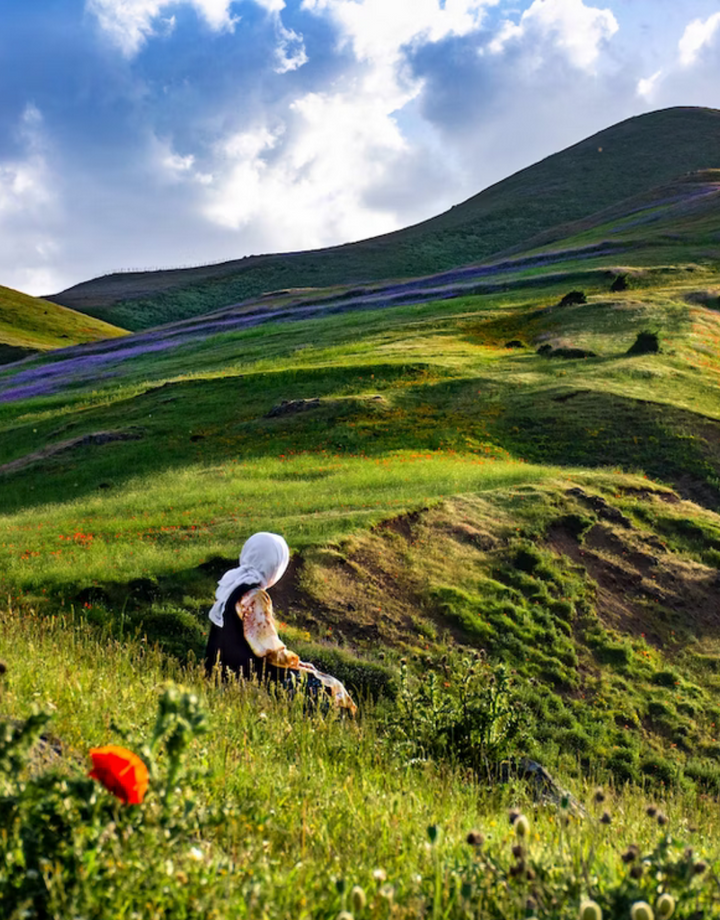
[
  {"x1": 387, "y1": 653, "x2": 526, "y2": 773},
  {"x1": 0, "y1": 686, "x2": 212, "y2": 919}
]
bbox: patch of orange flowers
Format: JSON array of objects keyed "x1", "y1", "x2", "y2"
[{"x1": 88, "y1": 745, "x2": 149, "y2": 805}]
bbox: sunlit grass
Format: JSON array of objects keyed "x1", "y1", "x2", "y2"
[{"x1": 0, "y1": 452, "x2": 555, "y2": 591}]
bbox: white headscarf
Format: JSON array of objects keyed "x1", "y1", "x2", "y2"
[{"x1": 208, "y1": 532, "x2": 290, "y2": 627}]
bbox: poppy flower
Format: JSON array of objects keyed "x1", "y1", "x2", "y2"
[{"x1": 88, "y1": 745, "x2": 149, "y2": 804}]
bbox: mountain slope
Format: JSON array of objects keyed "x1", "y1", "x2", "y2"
[
  {"x1": 0, "y1": 284, "x2": 127, "y2": 364},
  {"x1": 49, "y1": 106, "x2": 720, "y2": 331}
]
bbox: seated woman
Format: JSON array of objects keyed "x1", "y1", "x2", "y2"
[{"x1": 204, "y1": 532, "x2": 356, "y2": 715}]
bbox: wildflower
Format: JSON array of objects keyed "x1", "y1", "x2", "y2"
[
  {"x1": 656, "y1": 894, "x2": 675, "y2": 919},
  {"x1": 630, "y1": 902, "x2": 654, "y2": 920},
  {"x1": 372, "y1": 868, "x2": 387, "y2": 882},
  {"x1": 579, "y1": 898, "x2": 602, "y2": 920},
  {"x1": 350, "y1": 886, "x2": 366, "y2": 912},
  {"x1": 88, "y1": 745, "x2": 149, "y2": 805},
  {"x1": 514, "y1": 814, "x2": 530, "y2": 838}
]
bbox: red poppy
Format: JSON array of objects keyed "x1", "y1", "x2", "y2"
[{"x1": 88, "y1": 745, "x2": 149, "y2": 805}]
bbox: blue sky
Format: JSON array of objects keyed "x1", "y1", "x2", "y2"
[{"x1": 1, "y1": 0, "x2": 719, "y2": 296}]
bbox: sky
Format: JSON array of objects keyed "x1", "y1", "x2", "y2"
[{"x1": 1, "y1": 0, "x2": 720, "y2": 296}]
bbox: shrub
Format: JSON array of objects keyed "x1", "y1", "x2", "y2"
[
  {"x1": 558, "y1": 290, "x2": 588, "y2": 306},
  {"x1": 386, "y1": 653, "x2": 526, "y2": 774},
  {"x1": 626, "y1": 331, "x2": 660, "y2": 356}
]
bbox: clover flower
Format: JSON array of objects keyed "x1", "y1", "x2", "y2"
[{"x1": 88, "y1": 745, "x2": 149, "y2": 805}]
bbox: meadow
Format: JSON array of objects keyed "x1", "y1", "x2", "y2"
[{"x1": 2, "y1": 224, "x2": 720, "y2": 916}]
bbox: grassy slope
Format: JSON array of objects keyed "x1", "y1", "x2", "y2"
[
  {"x1": 3, "y1": 249, "x2": 720, "y2": 915},
  {"x1": 2, "y1": 248, "x2": 720, "y2": 789},
  {"x1": 0, "y1": 283, "x2": 127, "y2": 360},
  {"x1": 48, "y1": 107, "x2": 720, "y2": 330}
]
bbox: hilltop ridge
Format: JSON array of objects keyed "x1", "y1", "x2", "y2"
[{"x1": 48, "y1": 106, "x2": 720, "y2": 331}]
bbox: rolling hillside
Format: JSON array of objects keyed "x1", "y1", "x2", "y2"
[
  {"x1": 4, "y1": 164, "x2": 720, "y2": 915},
  {"x1": 0, "y1": 283, "x2": 127, "y2": 365},
  {"x1": 48, "y1": 106, "x2": 720, "y2": 331}
]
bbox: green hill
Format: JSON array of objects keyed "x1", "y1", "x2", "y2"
[
  {"x1": 2, "y1": 238, "x2": 720, "y2": 790},
  {"x1": 0, "y1": 283, "x2": 127, "y2": 364},
  {"x1": 48, "y1": 106, "x2": 720, "y2": 331}
]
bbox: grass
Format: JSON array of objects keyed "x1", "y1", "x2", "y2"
[
  {"x1": 3, "y1": 606, "x2": 720, "y2": 919},
  {"x1": 0, "y1": 284, "x2": 126, "y2": 356}
]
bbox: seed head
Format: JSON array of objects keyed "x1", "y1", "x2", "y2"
[
  {"x1": 656, "y1": 893, "x2": 675, "y2": 920},
  {"x1": 579, "y1": 898, "x2": 602, "y2": 920},
  {"x1": 512, "y1": 843, "x2": 525, "y2": 859},
  {"x1": 693, "y1": 860, "x2": 708, "y2": 875},
  {"x1": 594, "y1": 787, "x2": 605, "y2": 804},
  {"x1": 351, "y1": 886, "x2": 366, "y2": 913},
  {"x1": 630, "y1": 865, "x2": 644, "y2": 880},
  {"x1": 630, "y1": 902, "x2": 654, "y2": 920},
  {"x1": 646, "y1": 805, "x2": 658, "y2": 818},
  {"x1": 466, "y1": 831, "x2": 485, "y2": 848},
  {"x1": 509, "y1": 808, "x2": 521, "y2": 825},
  {"x1": 599, "y1": 811, "x2": 612, "y2": 825},
  {"x1": 622, "y1": 845, "x2": 639, "y2": 864},
  {"x1": 657, "y1": 812, "x2": 668, "y2": 827}
]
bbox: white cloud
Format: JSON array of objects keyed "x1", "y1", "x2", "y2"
[
  {"x1": 0, "y1": 106, "x2": 68, "y2": 295},
  {"x1": 86, "y1": 0, "x2": 240, "y2": 56},
  {"x1": 302, "y1": 0, "x2": 496, "y2": 64},
  {"x1": 678, "y1": 12, "x2": 720, "y2": 67},
  {"x1": 274, "y1": 19, "x2": 308, "y2": 73},
  {"x1": 0, "y1": 106, "x2": 53, "y2": 218},
  {"x1": 490, "y1": 0, "x2": 619, "y2": 71},
  {"x1": 636, "y1": 68, "x2": 663, "y2": 100},
  {"x1": 203, "y1": 87, "x2": 408, "y2": 246}
]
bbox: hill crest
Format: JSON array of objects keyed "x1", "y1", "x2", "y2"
[{"x1": 48, "y1": 106, "x2": 720, "y2": 331}]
